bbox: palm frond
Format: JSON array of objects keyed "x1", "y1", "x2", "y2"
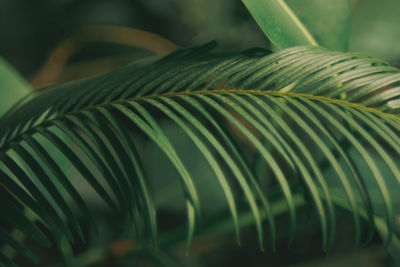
[{"x1": 1, "y1": 43, "x2": 400, "y2": 265}]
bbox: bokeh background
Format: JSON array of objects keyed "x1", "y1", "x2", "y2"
[{"x1": 1, "y1": 0, "x2": 400, "y2": 83}]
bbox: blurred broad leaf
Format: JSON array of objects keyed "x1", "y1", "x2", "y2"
[
  {"x1": 242, "y1": 0, "x2": 350, "y2": 51},
  {"x1": 0, "y1": 57, "x2": 31, "y2": 116}
]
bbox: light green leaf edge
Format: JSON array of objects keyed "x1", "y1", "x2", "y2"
[{"x1": 242, "y1": 0, "x2": 318, "y2": 48}]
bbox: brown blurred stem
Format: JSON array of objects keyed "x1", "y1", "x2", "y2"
[{"x1": 31, "y1": 26, "x2": 180, "y2": 89}]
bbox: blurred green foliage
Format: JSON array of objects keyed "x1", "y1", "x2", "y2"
[
  {"x1": 242, "y1": 0, "x2": 350, "y2": 51},
  {"x1": 350, "y1": 0, "x2": 400, "y2": 62},
  {"x1": 1, "y1": 0, "x2": 399, "y2": 78},
  {"x1": 0, "y1": 57, "x2": 31, "y2": 116}
]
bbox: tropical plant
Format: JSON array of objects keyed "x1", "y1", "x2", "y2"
[{"x1": 1, "y1": 0, "x2": 400, "y2": 266}]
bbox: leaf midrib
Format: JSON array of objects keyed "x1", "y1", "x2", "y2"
[
  {"x1": 133, "y1": 89, "x2": 399, "y2": 121},
  {"x1": 1, "y1": 89, "x2": 399, "y2": 152}
]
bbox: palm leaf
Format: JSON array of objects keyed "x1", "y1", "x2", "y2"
[{"x1": 1, "y1": 43, "x2": 400, "y2": 265}]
